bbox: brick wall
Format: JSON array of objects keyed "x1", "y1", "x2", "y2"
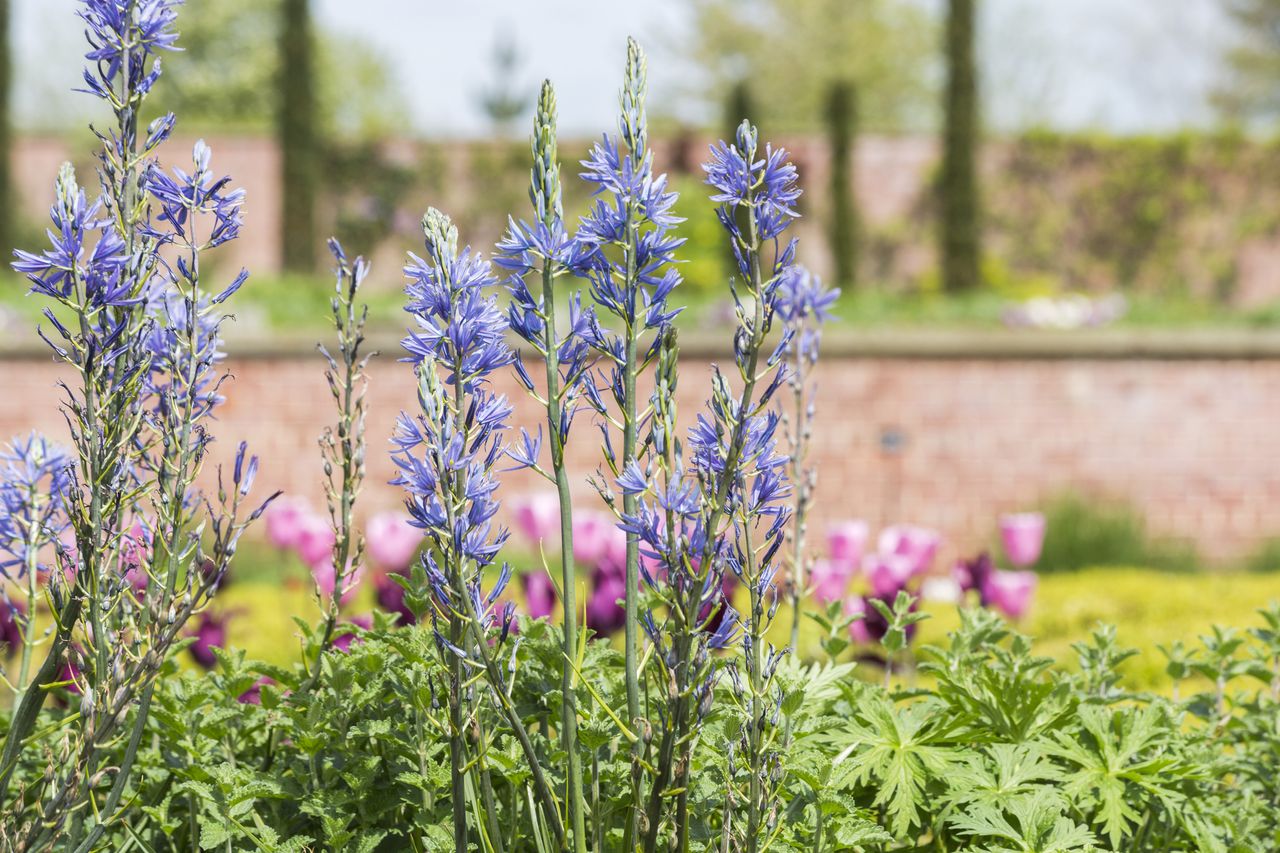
[{"x1": 3, "y1": 338, "x2": 1278, "y2": 564}]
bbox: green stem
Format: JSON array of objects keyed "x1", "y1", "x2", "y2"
[{"x1": 541, "y1": 257, "x2": 587, "y2": 853}]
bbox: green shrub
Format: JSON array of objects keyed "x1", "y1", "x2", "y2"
[{"x1": 1036, "y1": 492, "x2": 1200, "y2": 573}]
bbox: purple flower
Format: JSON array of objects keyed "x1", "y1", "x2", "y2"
[
  {"x1": 585, "y1": 567, "x2": 626, "y2": 635},
  {"x1": 332, "y1": 615, "x2": 373, "y2": 653},
  {"x1": 703, "y1": 121, "x2": 802, "y2": 246},
  {"x1": 0, "y1": 597, "x2": 24, "y2": 653},
  {"x1": 0, "y1": 433, "x2": 72, "y2": 577},
  {"x1": 981, "y1": 569, "x2": 1038, "y2": 620},
  {"x1": 521, "y1": 571, "x2": 557, "y2": 620},
  {"x1": 374, "y1": 568, "x2": 417, "y2": 626},
  {"x1": 999, "y1": 512, "x2": 1046, "y2": 568},
  {"x1": 952, "y1": 551, "x2": 994, "y2": 595},
  {"x1": 237, "y1": 676, "x2": 275, "y2": 706},
  {"x1": 144, "y1": 141, "x2": 246, "y2": 250},
  {"x1": 188, "y1": 611, "x2": 229, "y2": 670}
]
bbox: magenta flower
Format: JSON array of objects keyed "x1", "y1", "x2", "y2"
[
  {"x1": 332, "y1": 614, "x2": 373, "y2": 653},
  {"x1": 810, "y1": 557, "x2": 857, "y2": 604},
  {"x1": 585, "y1": 568, "x2": 626, "y2": 635},
  {"x1": 312, "y1": 558, "x2": 364, "y2": 606},
  {"x1": 237, "y1": 676, "x2": 276, "y2": 705},
  {"x1": 365, "y1": 512, "x2": 420, "y2": 572},
  {"x1": 999, "y1": 512, "x2": 1046, "y2": 568},
  {"x1": 121, "y1": 518, "x2": 153, "y2": 592},
  {"x1": 265, "y1": 495, "x2": 311, "y2": 550},
  {"x1": 876, "y1": 525, "x2": 941, "y2": 576},
  {"x1": 188, "y1": 611, "x2": 229, "y2": 669},
  {"x1": 374, "y1": 568, "x2": 416, "y2": 626},
  {"x1": 572, "y1": 511, "x2": 615, "y2": 566},
  {"x1": 0, "y1": 598, "x2": 24, "y2": 653},
  {"x1": 844, "y1": 596, "x2": 872, "y2": 644},
  {"x1": 862, "y1": 552, "x2": 916, "y2": 599},
  {"x1": 521, "y1": 571, "x2": 557, "y2": 619},
  {"x1": 294, "y1": 510, "x2": 336, "y2": 568},
  {"x1": 826, "y1": 520, "x2": 869, "y2": 564},
  {"x1": 981, "y1": 569, "x2": 1038, "y2": 620},
  {"x1": 952, "y1": 551, "x2": 994, "y2": 595},
  {"x1": 511, "y1": 492, "x2": 561, "y2": 545}
]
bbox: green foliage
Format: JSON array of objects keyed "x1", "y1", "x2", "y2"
[
  {"x1": 687, "y1": 0, "x2": 935, "y2": 133},
  {"x1": 1035, "y1": 493, "x2": 1200, "y2": 574},
  {"x1": 1215, "y1": 0, "x2": 1280, "y2": 124}
]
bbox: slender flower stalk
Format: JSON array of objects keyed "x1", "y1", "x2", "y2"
[
  {"x1": 302, "y1": 239, "x2": 372, "y2": 691},
  {"x1": 499, "y1": 80, "x2": 595, "y2": 853},
  {"x1": 774, "y1": 266, "x2": 837, "y2": 649},
  {"x1": 393, "y1": 209, "x2": 566, "y2": 850},
  {"x1": 575, "y1": 45, "x2": 683, "y2": 848},
  {"x1": 2, "y1": 3, "x2": 274, "y2": 844}
]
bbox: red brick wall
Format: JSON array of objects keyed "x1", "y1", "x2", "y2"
[{"x1": 2, "y1": 348, "x2": 1276, "y2": 564}]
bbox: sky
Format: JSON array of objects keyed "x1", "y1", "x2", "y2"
[{"x1": 11, "y1": 0, "x2": 1238, "y2": 137}]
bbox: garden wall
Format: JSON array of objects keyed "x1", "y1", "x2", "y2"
[{"x1": 1, "y1": 332, "x2": 1278, "y2": 565}]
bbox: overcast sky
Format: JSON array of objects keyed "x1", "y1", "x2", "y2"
[{"x1": 12, "y1": 0, "x2": 1237, "y2": 136}]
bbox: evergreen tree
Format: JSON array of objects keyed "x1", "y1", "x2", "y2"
[
  {"x1": 940, "y1": 0, "x2": 981, "y2": 292},
  {"x1": 825, "y1": 79, "x2": 858, "y2": 288},
  {"x1": 279, "y1": 0, "x2": 318, "y2": 273}
]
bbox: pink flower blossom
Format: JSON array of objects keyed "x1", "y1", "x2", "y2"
[
  {"x1": 294, "y1": 511, "x2": 336, "y2": 567},
  {"x1": 572, "y1": 511, "x2": 615, "y2": 567},
  {"x1": 265, "y1": 496, "x2": 311, "y2": 550},
  {"x1": 862, "y1": 552, "x2": 916, "y2": 599},
  {"x1": 810, "y1": 558, "x2": 857, "y2": 604},
  {"x1": 365, "y1": 512, "x2": 420, "y2": 572},
  {"x1": 522, "y1": 571, "x2": 557, "y2": 620},
  {"x1": 237, "y1": 676, "x2": 276, "y2": 705},
  {"x1": 981, "y1": 569, "x2": 1038, "y2": 620},
  {"x1": 585, "y1": 570, "x2": 626, "y2": 635},
  {"x1": 877, "y1": 524, "x2": 941, "y2": 576},
  {"x1": 374, "y1": 569, "x2": 416, "y2": 625},
  {"x1": 311, "y1": 558, "x2": 364, "y2": 606},
  {"x1": 844, "y1": 596, "x2": 872, "y2": 644},
  {"x1": 999, "y1": 512, "x2": 1046, "y2": 568},
  {"x1": 511, "y1": 492, "x2": 561, "y2": 544},
  {"x1": 827, "y1": 520, "x2": 869, "y2": 563}
]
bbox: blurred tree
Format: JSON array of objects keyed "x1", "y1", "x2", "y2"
[
  {"x1": 477, "y1": 31, "x2": 532, "y2": 138},
  {"x1": 0, "y1": 0, "x2": 11, "y2": 261},
  {"x1": 723, "y1": 79, "x2": 757, "y2": 140},
  {"x1": 1215, "y1": 0, "x2": 1280, "y2": 122},
  {"x1": 279, "y1": 0, "x2": 317, "y2": 273},
  {"x1": 687, "y1": 0, "x2": 934, "y2": 132},
  {"x1": 825, "y1": 80, "x2": 858, "y2": 288},
  {"x1": 154, "y1": 0, "x2": 405, "y2": 139},
  {"x1": 940, "y1": 0, "x2": 981, "y2": 292}
]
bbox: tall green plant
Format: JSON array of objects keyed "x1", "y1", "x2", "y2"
[{"x1": 940, "y1": 0, "x2": 981, "y2": 292}]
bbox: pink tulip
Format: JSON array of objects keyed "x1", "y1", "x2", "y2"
[
  {"x1": 862, "y1": 552, "x2": 916, "y2": 599},
  {"x1": 374, "y1": 569, "x2": 416, "y2": 626},
  {"x1": 512, "y1": 492, "x2": 561, "y2": 544},
  {"x1": 844, "y1": 596, "x2": 872, "y2": 644},
  {"x1": 585, "y1": 570, "x2": 626, "y2": 635},
  {"x1": 522, "y1": 571, "x2": 557, "y2": 620},
  {"x1": 294, "y1": 511, "x2": 336, "y2": 567},
  {"x1": 572, "y1": 512, "x2": 615, "y2": 567},
  {"x1": 981, "y1": 569, "x2": 1038, "y2": 620},
  {"x1": 312, "y1": 558, "x2": 364, "y2": 606},
  {"x1": 827, "y1": 520, "x2": 869, "y2": 563},
  {"x1": 366, "y1": 512, "x2": 421, "y2": 572},
  {"x1": 265, "y1": 496, "x2": 311, "y2": 550},
  {"x1": 809, "y1": 558, "x2": 857, "y2": 604},
  {"x1": 877, "y1": 525, "x2": 941, "y2": 576},
  {"x1": 999, "y1": 513, "x2": 1046, "y2": 568}
]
